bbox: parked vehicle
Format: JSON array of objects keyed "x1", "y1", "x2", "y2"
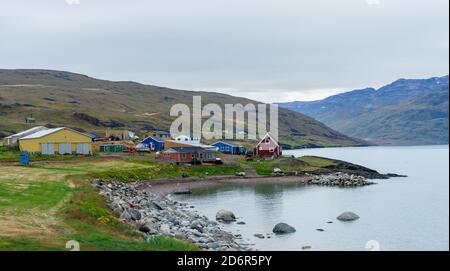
[{"x1": 246, "y1": 149, "x2": 254, "y2": 161}]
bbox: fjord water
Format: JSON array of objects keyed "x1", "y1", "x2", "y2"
[{"x1": 174, "y1": 145, "x2": 449, "y2": 251}]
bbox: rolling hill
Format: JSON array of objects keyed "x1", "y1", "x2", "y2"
[
  {"x1": 0, "y1": 69, "x2": 365, "y2": 148},
  {"x1": 278, "y1": 75, "x2": 449, "y2": 145}
]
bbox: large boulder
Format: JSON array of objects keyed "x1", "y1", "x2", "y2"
[
  {"x1": 272, "y1": 223, "x2": 296, "y2": 234},
  {"x1": 273, "y1": 168, "x2": 283, "y2": 173},
  {"x1": 128, "y1": 208, "x2": 142, "y2": 221},
  {"x1": 337, "y1": 211, "x2": 360, "y2": 221},
  {"x1": 216, "y1": 209, "x2": 236, "y2": 222}
]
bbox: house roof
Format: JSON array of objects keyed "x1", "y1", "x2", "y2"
[
  {"x1": 5, "y1": 126, "x2": 48, "y2": 139},
  {"x1": 212, "y1": 141, "x2": 242, "y2": 147},
  {"x1": 165, "y1": 139, "x2": 214, "y2": 149},
  {"x1": 256, "y1": 133, "x2": 279, "y2": 146},
  {"x1": 20, "y1": 127, "x2": 93, "y2": 140},
  {"x1": 142, "y1": 136, "x2": 165, "y2": 143},
  {"x1": 83, "y1": 132, "x2": 102, "y2": 138}
]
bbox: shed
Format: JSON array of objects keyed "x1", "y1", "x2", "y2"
[
  {"x1": 19, "y1": 127, "x2": 93, "y2": 155},
  {"x1": 212, "y1": 141, "x2": 245, "y2": 155}
]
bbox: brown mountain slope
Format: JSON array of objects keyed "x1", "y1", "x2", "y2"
[{"x1": 0, "y1": 69, "x2": 365, "y2": 148}]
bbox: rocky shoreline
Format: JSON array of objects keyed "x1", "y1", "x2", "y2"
[
  {"x1": 94, "y1": 180, "x2": 252, "y2": 251},
  {"x1": 306, "y1": 172, "x2": 377, "y2": 186},
  {"x1": 93, "y1": 170, "x2": 389, "y2": 251}
]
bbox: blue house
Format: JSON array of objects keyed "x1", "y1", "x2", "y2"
[
  {"x1": 141, "y1": 136, "x2": 165, "y2": 151},
  {"x1": 212, "y1": 141, "x2": 244, "y2": 155}
]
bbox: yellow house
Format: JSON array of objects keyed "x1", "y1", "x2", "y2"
[{"x1": 19, "y1": 127, "x2": 93, "y2": 155}]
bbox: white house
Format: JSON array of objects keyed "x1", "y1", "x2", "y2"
[{"x1": 2, "y1": 126, "x2": 49, "y2": 147}]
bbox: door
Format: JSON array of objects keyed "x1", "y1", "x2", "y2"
[
  {"x1": 42, "y1": 143, "x2": 55, "y2": 155},
  {"x1": 76, "y1": 143, "x2": 89, "y2": 155},
  {"x1": 41, "y1": 143, "x2": 48, "y2": 155},
  {"x1": 48, "y1": 144, "x2": 55, "y2": 155},
  {"x1": 59, "y1": 143, "x2": 71, "y2": 154}
]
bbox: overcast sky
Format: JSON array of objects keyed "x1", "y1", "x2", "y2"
[{"x1": 0, "y1": 0, "x2": 448, "y2": 102}]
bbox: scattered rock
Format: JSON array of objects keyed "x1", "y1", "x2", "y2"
[
  {"x1": 216, "y1": 209, "x2": 236, "y2": 222},
  {"x1": 302, "y1": 246, "x2": 312, "y2": 250},
  {"x1": 337, "y1": 212, "x2": 360, "y2": 221},
  {"x1": 308, "y1": 172, "x2": 375, "y2": 187},
  {"x1": 316, "y1": 229, "x2": 325, "y2": 232},
  {"x1": 236, "y1": 221, "x2": 246, "y2": 225},
  {"x1": 95, "y1": 180, "x2": 249, "y2": 251},
  {"x1": 326, "y1": 221, "x2": 333, "y2": 224},
  {"x1": 235, "y1": 172, "x2": 246, "y2": 177},
  {"x1": 208, "y1": 242, "x2": 220, "y2": 249},
  {"x1": 173, "y1": 188, "x2": 192, "y2": 195},
  {"x1": 273, "y1": 168, "x2": 282, "y2": 173},
  {"x1": 128, "y1": 208, "x2": 142, "y2": 221},
  {"x1": 138, "y1": 225, "x2": 151, "y2": 233},
  {"x1": 254, "y1": 234, "x2": 265, "y2": 239},
  {"x1": 152, "y1": 202, "x2": 164, "y2": 210},
  {"x1": 272, "y1": 223, "x2": 296, "y2": 234},
  {"x1": 119, "y1": 210, "x2": 132, "y2": 220}
]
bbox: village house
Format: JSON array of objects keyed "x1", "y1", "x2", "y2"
[
  {"x1": 212, "y1": 141, "x2": 245, "y2": 155},
  {"x1": 2, "y1": 126, "x2": 48, "y2": 147},
  {"x1": 137, "y1": 136, "x2": 165, "y2": 152},
  {"x1": 102, "y1": 129, "x2": 138, "y2": 141},
  {"x1": 253, "y1": 133, "x2": 282, "y2": 158},
  {"x1": 19, "y1": 127, "x2": 93, "y2": 155},
  {"x1": 165, "y1": 135, "x2": 214, "y2": 150},
  {"x1": 144, "y1": 130, "x2": 171, "y2": 139},
  {"x1": 159, "y1": 146, "x2": 216, "y2": 164}
]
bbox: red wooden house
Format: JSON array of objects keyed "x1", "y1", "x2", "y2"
[{"x1": 253, "y1": 133, "x2": 282, "y2": 158}]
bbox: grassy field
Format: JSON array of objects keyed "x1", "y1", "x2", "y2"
[
  {"x1": 0, "y1": 151, "x2": 341, "y2": 250},
  {"x1": 0, "y1": 146, "x2": 20, "y2": 161},
  {"x1": 0, "y1": 156, "x2": 243, "y2": 251}
]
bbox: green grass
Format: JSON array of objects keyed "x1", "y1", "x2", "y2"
[
  {"x1": 0, "y1": 158, "x2": 205, "y2": 251},
  {"x1": 60, "y1": 180, "x2": 198, "y2": 251},
  {"x1": 0, "y1": 237, "x2": 65, "y2": 251},
  {"x1": 0, "y1": 145, "x2": 99, "y2": 162},
  {"x1": 0, "y1": 146, "x2": 20, "y2": 160},
  {"x1": 0, "y1": 180, "x2": 73, "y2": 212},
  {"x1": 87, "y1": 160, "x2": 243, "y2": 182},
  {"x1": 237, "y1": 155, "x2": 337, "y2": 176}
]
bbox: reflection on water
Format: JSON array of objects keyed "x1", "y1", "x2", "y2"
[{"x1": 174, "y1": 146, "x2": 449, "y2": 251}]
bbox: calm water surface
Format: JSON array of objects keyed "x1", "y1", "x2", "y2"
[{"x1": 174, "y1": 146, "x2": 449, "y2": 251}]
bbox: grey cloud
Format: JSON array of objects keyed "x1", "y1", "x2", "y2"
[{"x1": 0, "y1": 0, "x2": 448, "y2": 102}]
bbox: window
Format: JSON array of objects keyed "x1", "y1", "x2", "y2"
[
  {"x1": 225, "y1": 147, "x2": 230, "y2": 151},
  {"x1": 220, "y1": 147, "x2": 224, "y2": 151},
  {"x1": 269, "y1": 148, "x2": 274, "y2": 153}
]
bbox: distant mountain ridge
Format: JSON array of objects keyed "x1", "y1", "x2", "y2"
[
  {"x1": 278, "y1": 75, "x2": 449, "y2": 145},
  {"x1": 0, "y1": 69, "x2": 366, "y2": 148}
]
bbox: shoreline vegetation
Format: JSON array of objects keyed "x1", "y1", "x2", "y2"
[{"x1": 0, "y1": 147, "x2": 405, "y2": 251}]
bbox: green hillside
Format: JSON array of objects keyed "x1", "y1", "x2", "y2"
[{"x1": 0, "y1": 69, "x2": 365, "y2": 148}]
